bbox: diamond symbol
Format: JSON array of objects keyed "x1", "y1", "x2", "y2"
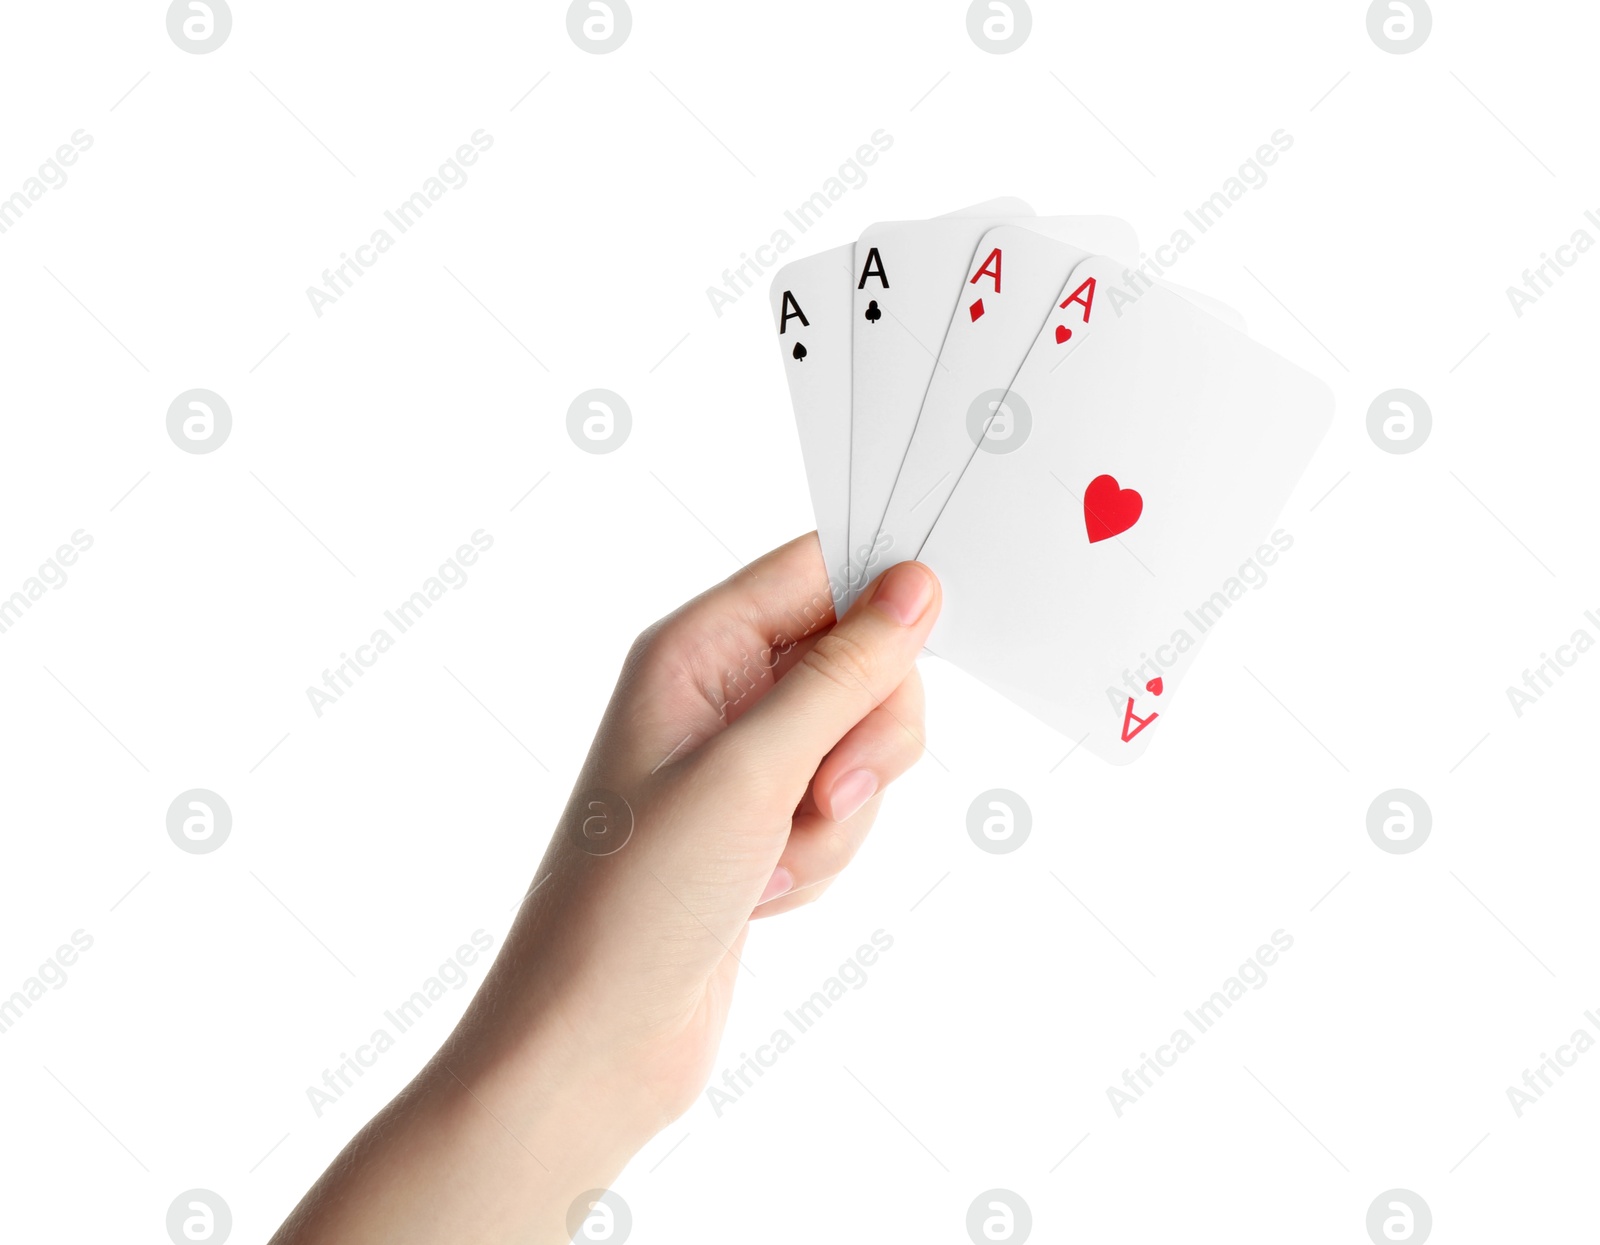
[{"x1": 969, "y1": 298, "x2": 985, "y2": 322}]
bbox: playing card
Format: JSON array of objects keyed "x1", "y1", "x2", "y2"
[
  {"x1": 771, "y1": 202, "x2": 1038, "y2": 607},
  {"x1": 870, "y1": 226, "x2": 1093, "y2": 564},
  {"x1": 917, "y1": 256, "x2": 1334, "y2": 763},
  {"x1": 872, "y1": 235, "x2": 1246, "y2": 565},
  {"x1": 1152, "y1": 278, "x2": 1245, "y2": 335},
  {"x1": 846, "y1": 214, "x2": 1136, "y2": 605},
  {"x1": 771, "y1": 244, "x2": 855, "y2": 603}
]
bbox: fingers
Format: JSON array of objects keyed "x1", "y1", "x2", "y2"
[
  {"x1": 644, "y1": 533, "x2": 838, "y2": 693},
  {"x1": 603, "y1": 533, "x2": 837, "y2": 766},
  {"x1": 712, "y1": 561, "x2": 940, "y2": 797},
  {"x1": 749, "y1": 792, "x2": 887, "y2": 920},
  {"x1": 677, "y1": 532, "x2": 834, "y2": 634},
  {"x1": 749, "y1": 671, "x2": 927, "y2": 920},
  {"x1": 811, "y1": 670, "x2": 926, "y2": 821}
]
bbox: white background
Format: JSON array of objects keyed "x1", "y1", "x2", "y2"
[{"x1": 1, "y1": 1, "x2": 1596, "y2": 1240}]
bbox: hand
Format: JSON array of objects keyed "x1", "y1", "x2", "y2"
[{"x1": 271, "y1": 535, "x2": 941, "y2": 1244}]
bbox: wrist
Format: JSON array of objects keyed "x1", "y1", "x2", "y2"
[
  {"x1": 267, "y1": 1028, "x2": 647, "y2": 1245},
  {"x1": 438, "y1": 994, "x2": 664, "y2": 1187}
]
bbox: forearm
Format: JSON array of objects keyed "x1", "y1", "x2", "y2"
[
  {"x1": 269, "y1": 1027, "x2": 647, "y2": 1245},
  {"x1": 268, "y1": 546, "x2": 938, "y2": 1243}
]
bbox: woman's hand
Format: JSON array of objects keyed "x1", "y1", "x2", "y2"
[{"x1": 271, "y1": 535, "x2": 941, "y2": 1244}]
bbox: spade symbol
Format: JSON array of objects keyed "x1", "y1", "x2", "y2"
[
  {"x1": 792, "y1": 341, "x2": 807, "y2": 361},
  {"x1": 864, "y1": 299, "x2": 882, "y2": 324}
]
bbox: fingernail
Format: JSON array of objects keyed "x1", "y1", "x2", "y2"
[
  {"x1": 872, "y1": 562, "x2": 935, "y2": 627},
  {"x1": 758, "y1": 865, "x2": 794, "y2": 905},
  {"x1": 828, "y1": 768, "x2": 878, "y2": 822}
]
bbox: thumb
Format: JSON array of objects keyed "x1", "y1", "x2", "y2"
[{"x1": 714, "y1": 560, "x2": 940, "y2": 789}]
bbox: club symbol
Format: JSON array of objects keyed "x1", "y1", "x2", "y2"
[
  {"x1": 864, "y1": 299, "x2": 882, "y2": 324},
  {"x1": 791, "y1": 342, "x2": 807, "y2": 361},
  {"x1": 969, "y1": 298, "x2": 985, "y2": 322}
]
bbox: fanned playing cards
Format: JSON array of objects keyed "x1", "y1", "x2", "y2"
[{"x1": 771, "y1": 200, "x2": 1333, "y2": 764}]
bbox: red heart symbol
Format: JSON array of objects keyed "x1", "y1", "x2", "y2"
[
  {"x1": 1145, "y1": 677, "x2": 1163, "y2": 696},
  {"x1": 1055, "y1": 324, "x2": 1072, "y2": 344},
  {"x1": 1083, "y1": 473, "x2": 1142, "y2": 543}
]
